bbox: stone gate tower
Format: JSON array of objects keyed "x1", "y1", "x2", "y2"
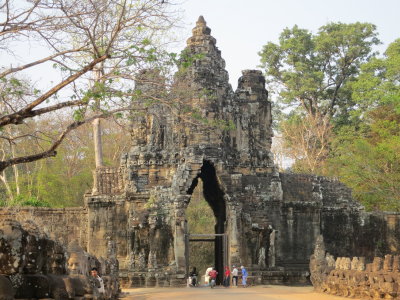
[{"x1": 85, "y1": 17, "x2": 400, "y2": 287}]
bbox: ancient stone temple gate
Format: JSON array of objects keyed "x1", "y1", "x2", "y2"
[
  {"x1": 82, "y1": 16, "x2": 400, "y2": 287},
  {"x1": 1, "y1": 17, "x2": 400, "y2": 289}
]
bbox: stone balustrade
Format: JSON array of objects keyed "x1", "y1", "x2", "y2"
[
  {"x1": 93, "y1": 167, "x2": 125, "y2": 195},
  {"x1": 310, "y1": 236, "x2": 400, "y2": 299},
  {"x1": 320, "y1": 255, "x2": 400, "y2": 299}
]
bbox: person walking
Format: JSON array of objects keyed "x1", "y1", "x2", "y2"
[
  {"x1": 223, "y1": 266, "x2": 231, "y2": 287},
  {"x1": 232, "y1": 265, "x2": 239, "y2": 287},
  {"x1": 209, "y1": 268, "x2": 218, "y2": 288},
  {"x1": 205, "y1": 266, "x2": 213, "y2": 285},
  {"x1": 241, "y1": 265, "x2": 248, "y2": 287}
]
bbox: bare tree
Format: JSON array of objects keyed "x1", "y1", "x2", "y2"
[
  {"x1": 0, "y1": 0, "x2": 180, "y2": 173},
  {"x1": 279, "y1": 113, "x2": 332, "y2": 173}
]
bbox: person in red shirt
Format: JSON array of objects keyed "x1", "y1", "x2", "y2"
[
  {"x1": 208, "y1": 268, "x2": 218, "y2": 288},
  {"x1": 223, "y1": 266, "x2": 231, "y2": 287}
]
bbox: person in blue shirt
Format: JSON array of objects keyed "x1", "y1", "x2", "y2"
[{"x1": 240, "y1": 266, "x2": 248, "y2": 287}]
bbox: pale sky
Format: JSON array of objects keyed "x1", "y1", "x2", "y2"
[
  {"x1": 178, "y1": 0, "x2": 400, "y2": 89},
  {"x1": 2, "y1": 0, "x2": 399, "y2": 91}
]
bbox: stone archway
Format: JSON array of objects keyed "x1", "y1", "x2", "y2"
[{"x1": 185, "y1": 160, "x2": 227, "y2": 283}]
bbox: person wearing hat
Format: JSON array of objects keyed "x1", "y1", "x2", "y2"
[{"x1": 241, "y1": 265, "x2": 248, "y2": 287}]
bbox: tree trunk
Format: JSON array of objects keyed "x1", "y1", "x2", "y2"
[
  {"x1": 91, "y1": 65, "x2": 104, "y2": 195},
  {"x1": 92, "y1": 65, "x2": 104, "y2": 169},
  {"x1": 93, "y1": 117, "x2": 104, "y2": 168},
  {"x1": 10, "y1": 143, "x2": 20, "y2": 196},
  {"x1": 0, "y1": 171, "x2": 14, "y2": 204}
]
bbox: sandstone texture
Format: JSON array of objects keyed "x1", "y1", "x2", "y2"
[
  {"x1": 0, "y1": 219, "x2": 119, "y2": 299},
  {"x1": 1, "y1": 16, "x2": 400, "y2": 293},
  {"x1": 310, "y1": 238, "x2": 400, "y2": 299}
]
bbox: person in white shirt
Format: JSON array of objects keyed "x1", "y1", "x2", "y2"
[
  {"x1": 231, "y1": 266, "x2": 239, "y2": 286},
  {"x1": 90, "y1": 267, "x2": 105, "y2": 299},
  {"x1": 205, "y1": 267, "x2": 213, "y2": 285}
]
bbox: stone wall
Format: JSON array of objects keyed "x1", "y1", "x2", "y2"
[{"x1": 0, "y1": 207, "x2": 87, "y2": 250}]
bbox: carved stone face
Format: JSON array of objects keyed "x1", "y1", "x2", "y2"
[
  {"x1": 351, "y1": 257, "x2": 359, "y2": 270},
  {"x1": 392, "y1": 256, "x2": 400, "y2": 272},
  {"x1": 51, "y1": 254, "x2": 64, "y2": 274},
  {"x1": 66, "y1": 241, "x2": 90, "y2": 276},
  {"x1": 372, "y1": 257, "x2": 383, "y2": 272},
  {"x1": 313, "y1": 236, "x2": 326, "y2": 261},
  {"x1": 326, "y1": 254, "x2": 336, "y2": 268},
  {"x1": 384, "y1": 255, "x2": 393, "y2": 272},
  {"x1": 50, "y1": 243, "x2": 66, "y2": 275},
  {"x1": 335, "y1": 257, "x2": 342, "y2": 270},
  {"x1": 342, "y1": 258, "x2": 351, "y2": 270},
  {"x1": 23, "y1": 235, "x2": 43, "y2": 274},
  {"x1": 357, "y1": 257, "x2": 366, "y2": 271},
  {"x1": 67, "y1": 253, "x2": 82, "y2": 275},
  {"x1": 0, "y1": 220, "x2": 25, "y2": 275}
]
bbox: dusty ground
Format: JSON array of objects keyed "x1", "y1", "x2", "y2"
[{"x1": 121, "y1": 285, "x2": 357, "y2": 300}]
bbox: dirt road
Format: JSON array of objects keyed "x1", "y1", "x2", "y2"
[{"x1": 121, "y1": 285, "x2": 355, "y2": 300}]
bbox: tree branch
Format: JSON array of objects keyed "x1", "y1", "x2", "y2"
[
  {"x1": 0, "y1": 108, "x2": 128, "y2": 172},
  {"x1": 0, "y1": 48, "x2": 86, "y2": 79},
  {"x1": 0, "y1": 54, "x2": 109, "y2": 127}
]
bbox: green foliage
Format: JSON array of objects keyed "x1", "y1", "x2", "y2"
[
  {"x1": 177, "y1": 49, "x2": 205, "y2": 70},
  {"x1": 186, "y1": 180, "x2": 215, "y2": 276},
  {"x1": 186, "y1": 181, "x2": 215, "y2": 235},
  {"x1": 351, "y1": 39, "x2": 400, "y2": 112},
  {"x1": 18, "y1": 196, "x2": 50, "y2": 207},
  {"x1": 324, "y1": 39, "x2": 400, "y2": 210},
  {"x1": 0, "y1": 119, "x2": 130, "y2": 208},
  {"x1": 144, "y1": 194, "x2": 157, "y2": 209},
  {"x1": 2, "y1": 195, "x2": 50, "y2": 207},
  {"x1": 261, "y1": 23, "x2": 400, "y2": 211},
  {"x1": 22, "y1": 144, "x2": 93, "y2": 207},
  {"x1": 73, "y1": 108, "x2": 86, "y2": 121},
  {"x1": 0, "y1": 77, "x2": 31, "y2": 108},
  {"x1": 326, "y1": 106, "x2": 400, "y2": 211},
  {"x1": 259, "y1": 22, "x2": 380, "y2": 118},
  {"x1": 1, "y1": 154, "x2": 93, "y2": 208}
]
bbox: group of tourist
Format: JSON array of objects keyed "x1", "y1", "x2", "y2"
[
  {"x1": 224, "y1": 265, "x2": 248, "y2": 287},
  {"x1": 190, "y1": 265, "x2": 248, "y2": 288}
]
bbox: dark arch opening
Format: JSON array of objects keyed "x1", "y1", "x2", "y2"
[{"x1": 186, "y1": 160, "x2": 226, "y2": 284}]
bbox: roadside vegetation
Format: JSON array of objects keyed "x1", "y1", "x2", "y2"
[{"x1": 260, "y1": 24, "x2": 399, "y2": 211}]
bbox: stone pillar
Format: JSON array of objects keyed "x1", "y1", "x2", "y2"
[
  {"x1": 227, "y1": 203, "x2": 241, "y2": 266},
  {"x1": 86, "y1": 200, "x2": 114, "y2": 259},
  {"x1": 173, "y1": 195, "x2": 189, "y2": 271},
  {"x1": 287, "y1": 207, "x2": 294, "y2": 260},
  {"x1": 268, "y1": 228, "x2": 277, "y2": 268},
  {"x1": 174, "y1": 219, "x2": 186, "y2": 270}
]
